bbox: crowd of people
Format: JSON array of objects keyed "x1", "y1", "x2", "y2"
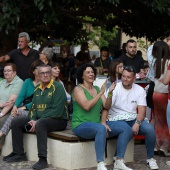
[
  {"x1": 0, "y1": 32, "x2": 69, "y2": 170},
  {"x1": 0, "y1": 31, "x2": 170, "y2": 170}
]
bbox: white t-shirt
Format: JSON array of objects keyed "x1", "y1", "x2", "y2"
[{"x1": 105, "y1": 82, "x2": 146, "y2": 121}]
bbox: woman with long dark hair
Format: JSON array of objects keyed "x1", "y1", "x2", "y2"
[
  {"x1": 51, "y1": 62, "x2": 71, "y2": 103},
  {"x1": 152, "y1": 41, "x2": 170, "y2": 156}
]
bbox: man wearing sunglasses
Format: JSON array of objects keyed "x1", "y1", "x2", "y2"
[{"x1": 102, "y1": 65, "x2": 158, "y2": 170}]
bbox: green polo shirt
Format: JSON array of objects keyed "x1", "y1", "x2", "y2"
[
  {"x1": 0, "y1": 76, "x2": 23, "y2": 105},
  {"x1": 29, "y1": 79, "x2": 68, "y2": 120}
]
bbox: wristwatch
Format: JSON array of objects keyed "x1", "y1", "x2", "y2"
[{"x1": 135, "y1": 119, "x2": 142, "y2": 126}]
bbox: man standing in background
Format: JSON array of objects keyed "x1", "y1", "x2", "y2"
[{"x1": 0, "y1": 32, "x2": 39, "y2": 80}]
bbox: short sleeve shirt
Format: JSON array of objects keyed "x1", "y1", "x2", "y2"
[
  {"x1": 94, "y1": 57, "x2": 111, "y2": 70},
  {"x1": 119, "y1": 54, "x2": 144, "y2": 73},
  {"x1": 0, "y1": 76, "x2": 23, "y2": 105},
  {"x1": 104, "y1": 82, "x2": 146, "y2": 121},
  {"x1": 8, "y1": 48, "x2": 39, "y2": 80}
]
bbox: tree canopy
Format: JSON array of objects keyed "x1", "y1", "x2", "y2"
[{"x1": 0, "y1": 0, "x2": 170, "y2": 52}]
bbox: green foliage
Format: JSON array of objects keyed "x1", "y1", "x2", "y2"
[
  {"x1": 0, "y1": 1, "x2": 20, "y2": 34},
  {"x1": 1, "y1": 0, "x2": 170, "y2": 48},
  {"x1": 137, "y1": 38, "x2": 150, "y2": 53},
  {"x1": 87, "y1": 26, "x2": 118, "y2": 48},
  {"x1": 141, "y1": 0, "x2": 170, "y2": 13}
]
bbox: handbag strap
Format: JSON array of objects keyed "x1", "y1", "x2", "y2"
[{"x1": 100, "y1": 58, "x2": 103, "y2": 69}]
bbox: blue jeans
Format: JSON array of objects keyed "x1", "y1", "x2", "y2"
[
  {"x1": 72, "y1": 122, "x2": 107, "y2": 162},
  {"x1": 107, "y1": 119, "x2": 156, "y2": 159},
  {"x1": 167, "y1": 100, "x2": 170, "y2": 133}
]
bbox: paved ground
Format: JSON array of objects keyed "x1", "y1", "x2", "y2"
[{"x1": 0, "y1": 144, "x2": 170, "y2": 170}]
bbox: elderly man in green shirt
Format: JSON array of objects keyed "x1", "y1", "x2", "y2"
[{"x1": 3, "y1": 64, "x2": 68, "y2": 170}]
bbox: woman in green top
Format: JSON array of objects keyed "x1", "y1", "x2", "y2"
[{"x1": 72, "y1": 63, "x2": 115, "y2": 170}]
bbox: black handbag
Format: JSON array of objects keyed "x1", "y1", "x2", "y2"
[{"x1": 23, "y1": 94, "x2": 33, "y2": 105}]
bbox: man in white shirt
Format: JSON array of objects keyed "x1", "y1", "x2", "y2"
[{"x1": 102, "y1": 65, "x2": 159, "y2": 170}]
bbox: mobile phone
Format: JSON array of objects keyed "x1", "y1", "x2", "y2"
[{"x1": 25, "y1": 124, "x2": 32, "y2": 132}]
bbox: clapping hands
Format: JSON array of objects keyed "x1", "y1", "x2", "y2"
[{"x1": 109, "y1": 82, "x2": 117, "y2": 93}]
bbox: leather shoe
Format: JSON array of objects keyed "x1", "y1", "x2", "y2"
[
  {"x1": 32, "y1": 157, "x2": 48, "y2": 170},
  {"x1": 6, "y1": 153, "x2": 27, "y2": 162}
]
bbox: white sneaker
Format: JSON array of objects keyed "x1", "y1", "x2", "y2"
[
  {"x1": 147, "y1": 158, "x2": 159, "y2": 169},
  {"x1": 113, "y1": 156, "x2": 117, "y2": 162},
  {"x1": 97, "y1": 161, "x2": 107, "y2": 170},
  {"x1": 114, "y1": 159, "x2": 133, "y2": 170},
  {"x1": 113, "y1": 157, "x2": 125, "y2": 163},
  {"x1": 166, "y1": 161, "x2": 170, "y2": 166},
  {"x1": 160, "y1": 149, "x2": 170, "y2": 156}
]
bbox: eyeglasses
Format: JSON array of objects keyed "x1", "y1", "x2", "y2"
[
  {"x1": 3, "y1": 70, "x2": 12, "y2": 73},
  {"x1": 39, "y1": 71, "x2": 51, "y2": 76},
  {"x1": 123, "y1": 66, "x2": 136, "y2": 73}
]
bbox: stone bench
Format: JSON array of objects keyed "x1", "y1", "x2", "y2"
[{"x1": 1, "y1": 122, "x2": 134, "y2": 170}]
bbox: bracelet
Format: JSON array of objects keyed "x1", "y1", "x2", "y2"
[
  {"x1": 107, "y1": 92, "x2": 113, "y2": 98},
  {"x1": 135, "y1": 119, "x2": 142, "y2": 125}
]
